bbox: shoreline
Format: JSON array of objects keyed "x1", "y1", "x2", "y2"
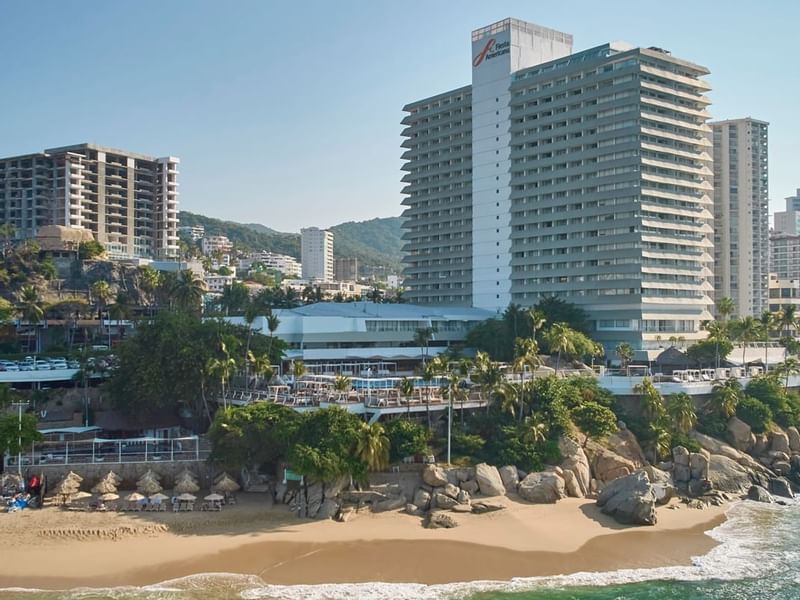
[{"x1": 0, "y1": 496, "x2": 728, "y2": 590}]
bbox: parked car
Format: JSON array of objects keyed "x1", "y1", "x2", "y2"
[
  {"x1": 33, "y1": 360, "x2": 51, "y2": 370},
  {"x1": 0, "y1": 360, "x2": 19, "y2": 372},
  {"x1": 67, "y1": 360, "x2": 80, "y2": 369}
]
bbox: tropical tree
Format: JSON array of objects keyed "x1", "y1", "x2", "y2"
[
  {"x1": 758, "y1": 310, "x2": 778, "y2": 371},
  {"x1": 334, "y1": 374, "x2": 352, "y2": 400},
  {"x1": 355, "y1": 422, "x2": 390, "y2": 472},
  {"x1": 615, "y1": 342, "x2": 634, "y2": 370},
  {"x1": 17, "y1": 285, "x2": 45, "y2": 352},
  {"x1": 137, "y1": 266, "x2": 162, "y2": 315},
  {"x1": 249, "y1": 352, "x2": 274, "y2": 388},
  {"x1": 413, "y1": 326, "x2": 434, "y2": 368},
  {"x1": 633, "y1": 377, "x2": 665, "y2": 420},
  {"x1": 777, "y1": 305, "x2": 799, "y2": 339},
  {"x1": 775, "y1": 357, "x2": 800, "y2": 391},
  {"x1": 542, "y1": 322, "x2": 577, "y2": 374},
  {"x1": 520, "y1": 413, "x2": 549, "y2": 444},
  {"x1": 384, "y1": 419, "x2": 428, "y2": 462},
  {"x1": 207, "y1": 342, "x2": 238, "y2": 408},
  {"x1": 397, "y1": 377, "x2": 416, "y2": 417},
  {"x1": 710, "y1": 378, "x2": 742, "y2": 418},
  {"x1": 716, "y1": 296, "x2": 735, "y2": 321},
  {"x1": 702, "y1": 319, "x2": 731, "y2": 369},
  {"x1": 731, "y1": 316, "x2": 762, "y2": 369},
  {"x1": 170, "y1": 269, "x2": 207, "y2": 312},
  {"x1": 495, "y1": 381, "x2": 524, "y2": 420},
  {"x1": 528, "y1": 308, "x2": 546, "y2": 342},
  {"x1": 666, "y1": 393, "x2": 697, "y2": 434},
  {"x1": 513, "y1": 337, "x2": 541, "y2": 380},
  {"x1": 472, "y1": 351, "x2": 503, "y2": 411}
]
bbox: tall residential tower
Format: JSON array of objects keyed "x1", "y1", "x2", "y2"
[
  {"x1": 710, "y1": 118, "x2": 769, "y2": 317},
  {"x1": 401, "y1": 18, "x2": 714, "y2": 350},
  {"x1": 301, "y1": 227, "x2": 334, "y2": 281},
  {"x1": 0, "y1": 143, "x2": 179, "y2": 259}
]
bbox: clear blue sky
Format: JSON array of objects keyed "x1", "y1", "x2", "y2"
[{"x1": 2, "y1": 0, "x2": 798, "y2": 231}]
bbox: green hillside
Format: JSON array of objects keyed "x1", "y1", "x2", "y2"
[{"x1": 178, "y1": 212, "x2": 404, "y2": 271}]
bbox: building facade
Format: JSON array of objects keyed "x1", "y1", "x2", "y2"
[
  {"x1": 301, "y1": 227, "x2": 334, "y2": 281},
  {"x1": 0, "y1": 143, "x2": 179, "y2": 259},
  {"x1": 201, "y1": 234, "x2": 233, "y2": 256},
  {"x1": 771, "y1": 232, "x2": 800, "y2": 281},
  {"x1": 710, "y1": 118, "x2": 770, "y2": 317},
  {"x1": 334, "y1": 257, "x2": 359, "y2": 281},
  {"x1": 401, "y1": 18, "x2": 714, "y2": 350},
  {"x1": 768, "y1": 273, "x2": 800, "y2": 315},
  {"x1": 774, "y1": 189, "x2": 800, "y2": 235},
  {"x1": 178, "y1": 224, "x2": 205, "y2": 241}
]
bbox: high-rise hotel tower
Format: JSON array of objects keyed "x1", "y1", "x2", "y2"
[{"x1": 401, "y1": 18, "x2": 714, "y2": 350}]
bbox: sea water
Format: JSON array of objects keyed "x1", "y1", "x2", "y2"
[{"x1": 2, "y1": 499, "x2": 798, "y2": 600}]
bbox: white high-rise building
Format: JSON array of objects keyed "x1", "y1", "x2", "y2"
[
  {"x1": 402, "y1": 18, "x2": 714, "y2": 350},
  {"x1": 710, "y1": 118, "x2": 770, "y2": 317},
  {"x1": 301, "y1": 227, "x2": 334, "y2": 281},
  {"x1": 775, "y1": 189, "x2": 800, "y2": 235}
]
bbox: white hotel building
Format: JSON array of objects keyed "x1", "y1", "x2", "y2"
[{"x1": 401, "y1": 18, "x2": 714, "y2": 351}]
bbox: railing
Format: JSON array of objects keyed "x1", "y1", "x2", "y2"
[{"x1": 4, "y1": 436, "x2": 207, "y2": 468}]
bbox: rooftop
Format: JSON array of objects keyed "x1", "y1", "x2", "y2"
[{"x1": 276, "y1": 301, "x2": 496, "y2": 320}]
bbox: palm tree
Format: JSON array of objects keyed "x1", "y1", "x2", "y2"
[
  {"x1": 472, "y1": 351, "x2": 502, "y2": 412},
  {"x1": 207, "y1": 342, "x2": 237, "y2": 409},
  {"x1": 91, "y1": 280, "x2": 113, "y2": 320},
  {"x1": 528, "y1": 308, "x2": 546, "y2": 341},
  {"x1": 543, "y1": 322, "x2": 577, "y2": 374},
  {"x1": 266, "y1": 313, "x2": 280, "y2": 359},
  {"x1": 703, "y1": 320, "x2": 730, "y2": 370},
  {"x1": 495, "y1": 381, "x2": 523, "y2": 420},
  {"x1": 355, "y1": 422, "x2": 390, "y2": 472},
  {"x1": 170, "y1": 269, "x2": 206, "y2": 313},
  {"x1": 249, "y1": 352, "x2": 274, "y2": 389},
  {"x1": 777, "y1": 305, "x2": 799, "y2": 339},
  {"x1": 666, "y1": 393, "x2": 697, "y2": 434},
  {"x1": 710, "y1": 378, "x2": 742, "y2": 417},
  {"x1": 17, "y1": 285, "x2": 45, "y2": 352},
  {"x1": 421, "y1": 359, "x2": 439, "y2": 429},
  {"x1": 291, "y1": 360, "x2": 306, "y2": 391},
  {"x1": 413, "y1": 326, "x2": 434, "y2": 368},
  {"x1": 758, "y1": 310, "x2": 777, "y2": 372},
  {"x1": 333, "y1": 374, "x2": 352, "y2": 401},
  {"x1": 732, "y1": 316, "x2": 762, "y2": 369},
  {"x1": 716, "y1": 296, "x2": 735, "y2": 321},
  {"x1": 521, "y1": 413, "x2": 549, "y2": 444},
  {"x1": 776, "y1": 357, "x2": 800, "y2": 391},
  {"x1": 633, "y1": 377, "x2": 665, "y2": 421},
  {"x1": 137, "y1": 266, "x2": 162, "y2": 315},
  {"x1": 397, "y1": 377, "x2": 415, "y2": 417},
  {"x1": 615, "y1": 342, "x2": 634, "y2": 370}
]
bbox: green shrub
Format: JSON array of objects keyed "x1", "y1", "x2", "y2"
[
  {"x1": 670, "y1": 432, "x2": 702, "y2": 453},
  {"x1": 384, "y1": 419, "x2": 429, "y2": 462},
  {"x1": 696, "y1": 412, "x2": 728, "y2": 438},
  {"x1": 736, "y1": 397, "x2": 773, "y2": 434},
  {"x1": 450, "y1": 431, "x2": 486, "y2": 461},
  {"x1": 571, "y1": 401, "x2": 618, "y2": 441},
  {"x1": 746, "y1": 376, "x2": 788, "y2": 417}
]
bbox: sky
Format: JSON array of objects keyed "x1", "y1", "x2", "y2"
[{"x1": 1, "y1": 0, "x2": 798, "y2": 232}]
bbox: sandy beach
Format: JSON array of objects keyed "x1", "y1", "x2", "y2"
[{"x1": 0, "y1": 494, "x2": 727, "y2": 590}]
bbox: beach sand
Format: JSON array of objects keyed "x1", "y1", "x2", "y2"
[{"x1": 0, "y1": 495, "x2": 727, "y2": 589}]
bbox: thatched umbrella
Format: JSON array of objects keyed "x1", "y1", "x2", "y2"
[
  {"x1": 204, "y1": 493, "x2": 224, "y2": 501},
  {"x1": 176, "y1": 493, "x2": 196, "y2": 501},
  {"x1": 149, "y1": 493, "x2": 169, "y2": 502},
  {"x1": 176, "y1": 468, "x2": 198, "y2": 482},
  {"x1": 137, "y1": 469, "x2": 160, "y2": 483},
  {"x1": 137, "y1": 478, "x2": 163, "y2": 495},
  {"x1": 105, "y1": 470, "x2": 123, "y2": 486},
  {"x1": 65, "y1": 471, "x2": 84, "y2": 483},
  {"x1": 91, "y1": 478, "x2": 118, "y2": 494},
  {"x1": 99, "y1": 492, "x2": 119, "y2": 501},
  {"x1": 173, "y1": 479, "x2": 200, "y2": 494},
  {"x1": 125, "y1": 492, "x2": 145, "y2": 502},
  {"x1": 72, "y1": 491, "x2": 92, "y2": 500},
  {"x1": 213, "y1": 476, "x2": 240, "y2": 494}
]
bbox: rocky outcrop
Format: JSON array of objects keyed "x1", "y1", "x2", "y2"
[
  {"x1": 607, "y1": 426, "x2": 647, "y2": 467},
  {"x1": 471, "y1": 501, "x2": 505, "y2": 514},
  {"x1": 498, "y1": 465, "x2": 519, "y2": 491},
  {"x1": 727, "y1": 417, "x2": 755, "y2": 452},
  {"x1": 690, "y1": 431, "x2": 771, "y2": 476},
  {"x1": 413, "y1": 488, "x2": 431, "y2": 511},
  {"x1": 425, "y1": 511, "x2": 458, "y2": 529},
  {"x1": 787, "y1": 427, "x2": 800, "y2": 453},
  {"x1": 768, "y1": 477, "x2": 794, "y2": 499},
  {"x1": 433, "y1": 493, "x2": 458, "y2": 509},
  {"x1": 586, "y1": 442, "x2": 637, "y2": 483},
  {"x1": 707, "y1": 454, "x2": 753, "y2": 495},
  {"x1": 644, "y1": 466, "x2": 674, "y2": 505},
  {"x1": 747, "y1": 485, "x2": 774, "y2": 503},
  {"x1": 422, "y1": 465, "x2": 449, "y2": 488},
  {"x1": 517, "y1": 471, "x2": 566, "y2": 504},
  {"x1": 690, "y1": 452, "x2": 710, "y2": 480},
  {"x1": 316, "y1": 498, "x2": 340, "y2": 520},
  {"x1": 673, "y1": 446, "x2": 691, "y2": 485},
  {"x1": 372, "y1": 495, "x2": 407, "y2": 513},
  {"x1": 559, "y1": 435, "x2": 590, "y2": 497},
  {"x1": 596, "y1": 471, "x2": 657, "y2": 526},
  {"x1": 460, "y1": 479, "x2": 479, "y2": 495},
  {"x1": 442, "y1": 483, "x2": 460, "y2": 499},
  {"x1": 769, "y1": 431, "x2": 791, "y2": 455},
  {"x1": 475, "y1": 463, "x2": 506, "y2": 497}
]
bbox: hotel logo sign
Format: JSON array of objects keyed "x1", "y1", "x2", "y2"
[{"x1": 473, "y1": 37, "x2": 510, "y2": 67}]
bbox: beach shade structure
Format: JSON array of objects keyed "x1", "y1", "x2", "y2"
[
  {"x1": 91, "y1": 478, "x2": 118, "y2": 495},
  {"x1": 175, "y1": 468, "x2": 198, "y2": 482},
  {"x1": 173, "y1": 473, "x2": 199, "y2": 488},
  {"x1": 173, "y1": 479, "x2": 200, "y2": 495},
  {"x1": 65, "y1": 471, "x2": 84, "y2": 483},
  {"x1": 212, "y1": 475, "x2": 241, "y2": 493},
  {"x1": 125, "y1": 492, "x2": 145, "y2": 502},
  {"x1": 72, "y1": 491, "x2": 93, "y2": 500},
  {"x1": 137, "y1": 478, "x2": 163, "y2": 495},
  {"x1": 149, "y1": 493, "x2": 169, "y2": 502},
  {"x1": 105, "y1": 470, "x2": 123, "y2": 486},
  {"x1": 100, "y1": 492, "x2": 119, "y2": 501},
  {"x1": 204, "y1": 493, "x2": 224, "y2": 501},
  {"x1": 177, "y1": 493, "x2": 196, "y2": 501},
  {"x1": 213, "y1": 471, "x2": 233, "y2": 484},
  {"x1": 136, "y1": 470, "x2": 161, "y2": 486}
]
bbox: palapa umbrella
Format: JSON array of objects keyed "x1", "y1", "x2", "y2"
[
  {"x1": 125, "y1": 492, "x2": 145, "y2": 502},
  {"x1": 176, "y1": 468, "x2": 198, "y2": 482},
  {"x1": 173, "y1": 479, "x2": 200, "y2": 494},
  {"x1": 65, "y1": 471, "x2": 84, "y2": 483},
  {"x1": 91, "y1": 479, "x2": 118, "y2": 494},
  {"x1": 212, "y1": 476, "x2": 240, "y2": 493},
  {"x1": 176, "y1": 493, "x2": 196, "y2": 501},
  {"x1": 72, "y1": 491, "x2": 93, "y2": 500},
  {"x1": 105, "y1": 470, "x2": 123, "y2": 485},
  {"x1": 53, "y1": 477, "x2": 80, "y2": 495},
  {"x1": 138, "y1": 469, "x2": 161, "y2": 483},
  {"x1": 137, "y1": 478, "x2": 163, "y2": 495},
  {"x1": 204, "y1": 493, "x2": 224, "y2": 501},
  {"x1": 149, "y1": 492, "x2": 169, "y2": 502},
  {"x1": 100, "y1": 492, "x2": 119, "y2": 501}
]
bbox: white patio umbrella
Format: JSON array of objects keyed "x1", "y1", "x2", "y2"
[
  {"x1": 204, "y1": 493, "x2": 224, "y2": 501},
  {"x1": 173, "y1": 479, "x2": 200, "y2": 494},
  {"x1": 125, "y1": 492, "x2": 145, "y2": 502},
  {"x1": 177, "y1": 493, "x2": 196, "y2": 501},
  {"x1": 149, "y1": 492, "x2": 169, "y2": 502},
  {"x1": 100, "y1": 492, "x2": 119, "y2": 501}
]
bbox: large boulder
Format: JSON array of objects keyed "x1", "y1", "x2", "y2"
[
  {"x1": 643, "y1": 466, "x2": 674, "y2": 505},
  {"x1": 305, "y1": 482, "x2": 324, "y2": 518},
  {"x1": 787, "y1": 427, "x2": 800, "y2": 453},
  {"x1": 433, "y1": 493, "x2": 458, "y2": 510},
  {"x1": 456, "y1": 489, "x2": 471, "y2": 505},
  {"x1": 475, "y1": 463, "x2": 506, "y2": 497},
  {"x1": 752, "y1": 434, "x2": 770, "y2": 457},
  {"x1": 443, "y1": 483, "x2": 460, "y2": 499},
  {"x1": 690, "y1": 452, "x2": 710, "y2": 480},
  {"x1": 518, "y1": 471, "x2": 566, "y2": 504},
  {"x1": 422, "y1": 465, "x2": 449, "y2": 488},
  {"x1": 425, "y1": 511, "x2": 458, "y2": 529},
  {"x1": 559, "y1": 435, "x2": 591, "y2": 496},
  {"x1": 316, "y1": 498, "x2": 340, "y2": 520},
  {"x1": 747, "y1": 485, "x2": 774, "y2": 503},
  {"x1": 690, "y1": 431, "x2": 771, "y2": 475},
  {"x1": 562, "y1": 469, "x2": 583, "y2": 498},
  {"x1": 460, "y1": 479, "x2": 479, "y2": 495},
  {"x1": 673, "y1": 446, "x2": 690, "y2": 466},
  {"x1": 727, "y1": 417, "x2": 755, "y2": 452},
  {"x1": 498, "y1": 465, "x2": 519, "y2": 491},
  {"x1": 413, "y1": 488, "x2": 431, "y2": 511},
  {"x1": 471, "y1": 501, "x2": 505, "y2": 514},
  {"x1": 707, "y1": 454, "x2": 753, "y2": 495},
  {"x1": 596, "y1": 471, "x2": 657, "y2": 526},
  {"x1": 768, "y1": 477, "x2": 795, "y2": 499},
  {"x1": 372, "y1": 495, "x2": 407, "y2": 513},
  {"x1": 586, "y1": 442, "x2": 636, "y2": 483},
  {"x1": 607, "y1": 428, "x2": 647, "y2": 467},
  {"x1": 770, "y1": 431, "x2": 791, "y2": 455}
]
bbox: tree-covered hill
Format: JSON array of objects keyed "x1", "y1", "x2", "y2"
[{"x1": 178, "y1": 212, "x2": 404, "y2": 271}]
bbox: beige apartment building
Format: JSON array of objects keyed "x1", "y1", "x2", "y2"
[{"x1": 0, "y1": 143, "x2": 179, "y2": 259}]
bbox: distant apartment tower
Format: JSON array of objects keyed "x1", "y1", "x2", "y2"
[
  {"x1": 301, "y1": 227, "x2": 334, "y2": 281},
  {"x1": 774, "y1": 189, "x2": 800, "y2": 235},
  {"x1": 258, "y1": 252, "x2": 302, "y2": 278},
  {"x1": 334, "y1": 257, "x2": 358, "y2": 281},
  {"x1": 402, "y1": 18, "x2": 714, "y2": 350},
  {"x1": 202, "y1": 234, "x2": 233, "y2": 255},
  {"x1": 0, "y1": 143, "x2": 179, "y2": 259},
  {"x1": 711, "y1": 119, "x2": 769, "y2": 317},
  {"x1": 771, "y1": 233, "x2": 800, "y2": 281},
  {"x1": 179, "y1": 224, "x2": 205, "y2": 240}
]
